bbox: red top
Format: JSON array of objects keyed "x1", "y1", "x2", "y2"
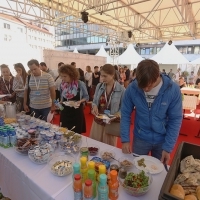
[
  {"x1": 85, "y1": 179, "x2": 92, "y2": 186},
  {"x1": 74, "y1": 174, "x2": 81, "y2": 180}
]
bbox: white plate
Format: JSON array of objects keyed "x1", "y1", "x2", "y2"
[
  {"x1": 62, "y1": 101, "x2": 76, "y2": 107},
  {"x1": 134, "y1": 155, "x2": 164, "y2": 174},
  {"x1": 15, "y1": 89, "x2": 24, "y2": 92},
  {"x1": 95, "y1": 114, "x2": 110, "y2": 120},
  {"x1": 0, "y1": 94, "x2": 11, "y2": 98},
  {"x1": 47, "y1": 111, "x2": 54, "y2": 122}
]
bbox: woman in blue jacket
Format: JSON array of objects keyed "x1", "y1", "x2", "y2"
[
  {"x1": 120, "y1": 60, "x2": 182, "y2": 165},
  {"x1": 90, "y1": 64, "x2": 125, "y2": 146}
]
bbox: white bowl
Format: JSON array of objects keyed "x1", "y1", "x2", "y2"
[
  {"x1": 48, "y1": 153, "x2": 75, "y2": 177},
  {"x1": 119, "y1": 168, "x2": 153, "y2": 196},
  {"x1": 100, "y1": 150, "x2": 116, "y2": 161}
]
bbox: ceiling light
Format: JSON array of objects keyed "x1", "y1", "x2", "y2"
[
  {"x1": 128, "y1": 31, "x2": 132, "y2": 39},
  {"x1": 81, "y1": 11, "x2": 89, "y2": 23},
  {"x1": 168, "y1": 40, "x2": 172, "y2": 45}
]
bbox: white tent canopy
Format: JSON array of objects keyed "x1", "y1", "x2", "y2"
[
  {"x1": 151, "y1": 43, "x2": 189, "y2": 64},
  {"x1": 118, "y1": 44, "x2": 143, "y2": 66},
  {"x1": 96, "y1": 45, "x2": 111, "y2": 63},
  {"x1": 73, "y1": 48, "x2": 79, "y2": 53},
  {"x1": 191, "y1": 57, "x2": 200, "y2": 64}
]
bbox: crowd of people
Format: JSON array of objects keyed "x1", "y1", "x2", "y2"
[
  {"x1": 161, "y1": 68, "x2": 200, "y2": 88},
  {"x1": 0, "y1": 59, "x2": 200, "y2": 165}
]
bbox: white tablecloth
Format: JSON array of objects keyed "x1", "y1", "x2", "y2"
[{"x1": 0, "y1": 136, "x2": 167, "y2": 200}]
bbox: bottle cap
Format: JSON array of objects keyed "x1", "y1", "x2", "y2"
[
  {"x1": 99, "y1": 174, "x2": 107, "y2": 184},
  {"x1": 99, "y1": 165, "x2": 106, "y2": 174},
  {"x1": 110, "y1": 170, "x2": 117, "y2": 179},
  {"x1": 88, "y1": 169, "x2": 95, "y2": 180},
  {"x1": 85, "y1": 179, "x2": 92, "y2": 186},
  {"x1": 73, "y1": 163, "x2": 80, "y2": 172},
  {"x1": 80, "y1": 156, "x2": 87, "y2": 164},
  {"x1": 88, "y1": 161, "x2": 95, "y2": 169},
  {"x1": 74, "y1": 174, "x2": 81, "y2": 181}
]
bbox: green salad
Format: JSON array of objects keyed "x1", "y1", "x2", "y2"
[{"x1": 124, "y1": 171, "x2": 149, "y2": 188}]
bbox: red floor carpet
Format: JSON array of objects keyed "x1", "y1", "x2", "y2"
[{"x1": 53, "y1": 105, "x2": 200, "y2": 165}]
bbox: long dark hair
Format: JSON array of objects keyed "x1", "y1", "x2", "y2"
[
  {"x1": 101, "y1": 64, "x2": 118, "y2": 80},
  {"x1": 14, "y1": 63, "x2": 28, "y2": 86}
]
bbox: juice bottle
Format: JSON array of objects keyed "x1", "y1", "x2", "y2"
[
  {"x1": 83, "y1": 179, "x2": 93, "y2": 200},
  {"x1": 73, "y1": 174, "x2": 83, "y2": 200},
  {"x1": 88, "y1": 161, "x2": 95, "y2": 170},
  {"x1": 97, "y1": 165, "x2": 106, "y2": 182},
  {"x1": 98, "y1": 174, "x2": 108, "y2": 200},
  {"x1": 88, "y1": 169, "x2": 97, "y2": 199},
  {"x1": 80, "y1": 157, "x2": 88, "y2": 183},
  {"x1": 73, "y1": 163, "x2": 81, "y2": 179},
  {"x1": 108, "y1": 170, "x2": 119, "y2": 200}
]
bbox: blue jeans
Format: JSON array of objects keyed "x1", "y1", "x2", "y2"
[
  {"x1": 30, "y1": 107, "x2": 51, "y2": 122},
  {"x1": 133, "y1": 136, "x2": 163, "y2": 160}
]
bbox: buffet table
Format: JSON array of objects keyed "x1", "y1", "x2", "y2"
[{"x1": 0, "y1": 136, "x2": 167, "y2": 200}]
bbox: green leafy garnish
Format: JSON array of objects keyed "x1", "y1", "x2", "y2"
[{"x1": 124, "y1": 171, "x2": 149, "y2": 188}]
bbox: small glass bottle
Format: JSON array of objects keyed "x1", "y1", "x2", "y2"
[
  {"x1": 83, "y1": 179, "x2": 93, "y2": 200},
  {"x1": 88, "y1": 169, "x2": 97, "y2": 199},
  {"x1": 80, "y1": 157, "x2": 88, "y2": 183},
  {"x1": 98, "y1": 174, "x2": 108, "y2": 200},
  {"x1": 109, "y1": 170, "x2": 119, "y2": 200},
  {"x1": 73, "y1": 174, "x2": 83, "y2": 200},
  {"x1": 73, "y1": 163, "x2": 81, "y2": 180},
  {"x1": 119, "y1": 167, "x2": 127, "y2": 179},
  {"x1": 97, "y1": 165, "x2": 106, "y2": 182}
]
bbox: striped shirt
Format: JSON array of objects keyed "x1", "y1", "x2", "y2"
[{"x1": 25, "y1": 72, "x2": 55, "y2": 109}]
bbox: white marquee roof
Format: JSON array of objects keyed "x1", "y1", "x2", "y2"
[
  {"x1": 118, "y1": 44, "x2": 143, "y2": 65},
  {"x1": 191, "y1": 57, "x2": 200, "y2": 64},
  {"x1": 96, "y1": 45, "x2": 111, "y2": 63},
  {"x1": 73, "y1": 48, "x2": 79, "y2": 53},
  {"x1": 151, "y1": 42, "x2": 189, "y2": 64}
]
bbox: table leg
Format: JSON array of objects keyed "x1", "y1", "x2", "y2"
[
  {"x1": 183, "y1": 109, "x2": 190, "y2": 120},
  {"x1": 195, "y1": 129, "x2": 200, "y2": 138}
]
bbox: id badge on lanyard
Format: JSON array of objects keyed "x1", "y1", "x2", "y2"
[
  {"x1": 104, "y1": 82, "x2": 116, "y2": 114},
  {"x1": 3, "y1": 77, "x2": 11, "y2": 94},
  {"x1": 33, "y1": 71, "x2": 42, "y2": 95}
]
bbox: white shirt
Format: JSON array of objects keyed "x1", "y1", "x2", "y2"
[
  {"x1": 144, "y1": 78, "x2": 163, "y2": 109},
  {"x1": 55, "y1": 77, "x2": 62, "y2": 91},
  {"x1": 85, "y1": 72, "x2": 92, "y2": 87}
]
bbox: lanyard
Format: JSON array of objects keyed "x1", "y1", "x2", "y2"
[
  {"x1": 33, "y1": 71, "x2": 42, "y2": 90},
  {"x1": 105, "y1": 81, "x2": 116, "y2": 109},
  {"x1": 2, "y1": 77, "x2": 11, "y2": 94}
]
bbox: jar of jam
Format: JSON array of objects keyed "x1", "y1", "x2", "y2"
[
  {"x1": 119, "y1": 167, "x2": 127, "y2": 179},
  {"x1": 80, "y1": 147, "x2": 89, "y2": 159},
  {"x1": 110, "y1": 164, "x2": 119, "y2": 172}
]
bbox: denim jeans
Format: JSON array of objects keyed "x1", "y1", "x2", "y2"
[
  {"x1": 133, "y1": 136, "x2": 163, "y2": 160},
  {"x1": 30, "y1": 107, "x2": 51, "y2": 122}
]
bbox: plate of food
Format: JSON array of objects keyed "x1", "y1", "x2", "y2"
[
  {"x1": 62, "y1": 101, "x2": 76, "y2": 107},
  {"x1": 134, "y1": 155, "x2": 164, "y2": 174},
  {"x1": 95, "y1": 114, "x2": 110, "y2": 120}
]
